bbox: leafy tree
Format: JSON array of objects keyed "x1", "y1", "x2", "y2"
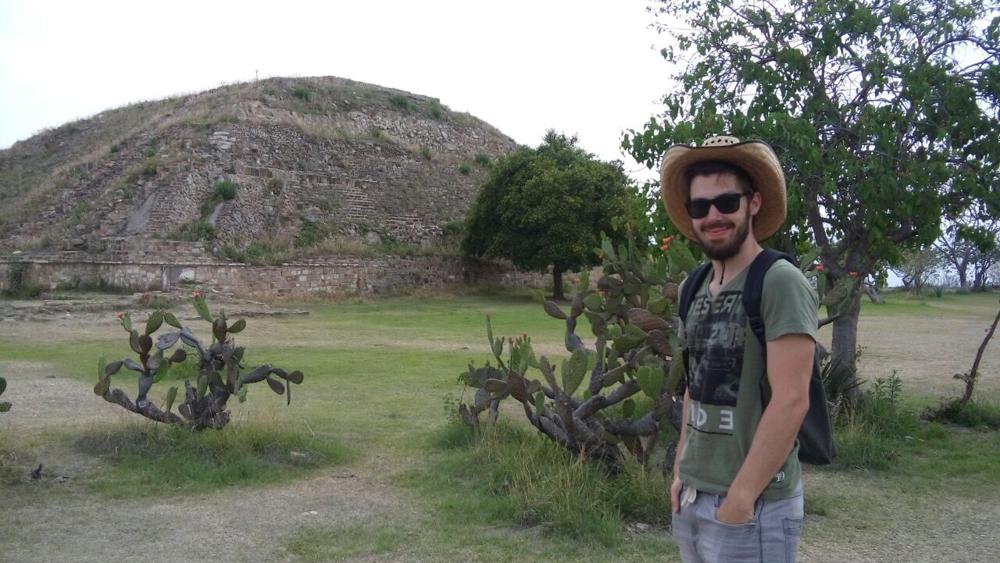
[
  {"x1": 892, "y1": 246, "x2": 942, "y2": 295},
  {"x1": 936, "y1": 204, "x2": 1000, "y2": 290},
  {"x1": 625, "y1": 0, "x2": 1000, "y2": 380},
  {"x1": 463, "y1": 131, "x2": 636, "y2": 299}
]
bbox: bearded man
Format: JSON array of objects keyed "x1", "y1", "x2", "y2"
[{"x1": 661, "y1": 136, "x2": 819, "y2": 562}]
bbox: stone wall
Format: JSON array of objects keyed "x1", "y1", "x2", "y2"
[{"x1": 0, "y1": 254, "x2": 549, "y2": 299}]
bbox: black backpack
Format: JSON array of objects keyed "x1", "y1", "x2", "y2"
[{"x1": 678, "y1": 249, "x2": 836, "y2": 465}]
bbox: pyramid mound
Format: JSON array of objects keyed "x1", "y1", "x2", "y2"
[{"x1": 0, "y1": 76, "x2": 515, "y2": 259}]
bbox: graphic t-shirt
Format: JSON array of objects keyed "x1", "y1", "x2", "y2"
[{"x1": 678, "y1": 259, "x2": 818, "y2": 500}]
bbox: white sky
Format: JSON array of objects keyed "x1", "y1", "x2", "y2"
[{"x1": 0, "y1": 0, "x2": 676, "y2": 181}]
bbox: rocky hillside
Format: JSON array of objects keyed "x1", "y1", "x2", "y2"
[{"x1": 0, "y1": 76, "x2": 516, "y2": 260}]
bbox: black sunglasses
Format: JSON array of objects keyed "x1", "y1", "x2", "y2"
[{"x1": 685, "y1": 192, "x2": 748, "y2": 219}]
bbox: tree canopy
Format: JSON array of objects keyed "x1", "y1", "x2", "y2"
[
  {"x1": 463, "y1": 131, "x2": 636, "y2": 299},
  {"x1": 624, "y1": 0, "x2": 1000, "y2": 373},
  {"x1": 935, "y1": 204, "x2": 1000, "y2": 290}
]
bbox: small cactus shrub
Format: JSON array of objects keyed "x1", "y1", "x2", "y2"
[
  {"x1": 94, "y1": 292, "x2": 304, "y2": 430},
  {"x1": 0, "y1": 376, "x2": 10, "y2": 413},
  {"x1": 457, "y1": 236, "x2": 697, "y2": 473}
]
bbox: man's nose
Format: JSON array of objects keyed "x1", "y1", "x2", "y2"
[{"x1": 704, "y1": 202, "x2": 726, "y2": 221}]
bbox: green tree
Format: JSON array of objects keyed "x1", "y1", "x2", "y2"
[
  {"x1": 463, "y1": 131, "x2": 635, "y2": 300},
  {"x1": 892, "y1": 246, "x2": 943, "y2": 295},
  {"x1": 625, "y1": 0, "x2": 1000, "y2": 381},
  {"x1": 935, "y1": 204, "x2": 1000, "y2": 290}
]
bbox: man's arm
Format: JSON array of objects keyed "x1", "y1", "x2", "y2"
[
  {"x1": 715, "y1": 333, "x2": 813, "y2": 523},
  {"x1": 670, "y1": 390, "x2": 691, "y2": 513}
]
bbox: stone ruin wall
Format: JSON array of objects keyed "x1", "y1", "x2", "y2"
[{"x1": 0, "y1": 240, "x2": 549, "y2": 299}]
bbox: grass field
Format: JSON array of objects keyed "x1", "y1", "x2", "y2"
[{"x1": 1, "y1": 289, "x2": 999, "y2": 561}]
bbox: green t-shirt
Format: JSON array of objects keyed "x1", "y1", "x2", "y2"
[{"x1": 678, "y1": 259, "x2": 819, "y2": 500}]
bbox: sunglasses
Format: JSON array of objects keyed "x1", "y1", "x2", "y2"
[{"x1": 685, "y1": 192, "x2": 748, "y2": 219}]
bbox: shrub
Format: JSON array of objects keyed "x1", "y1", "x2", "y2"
[
  {"x1": 3, "y1": 259, "x2": 44, "y2": 299},
  {"x1": 172, "y1": 220, "x2": 216, "y2": 241},
  {"x1": 459, "y1": 163, "x2": 472, "y2": 175},
  {"x1": 295, "y1": 218, "x2": 333, "y2": 249},
  {"x1": 93, "y1": 293, "x2": 305, "y2": 430},
  {"x1": 0, "y1": 376, "x2": 10, "y2": 413},
  {"x1": 431, "y1": 419, "x2": 668, "y2": 546},
  {"x1": 214, "y1": 180, "x2": 238, "y2": 201},
  {"x1": 833, "y1": 374, "x2": 921, "y2": 469},
  {"x1": 420, "y1": 145, "x2": 432, "y2": 160},
  {"x1": 456, "y1": 236, "x2": 697, "y2": 473},
  {"x1": 140, "y1": 157, "x2": 158, "y2": 177},
  {"x1": 428, "y1": 99, "x2": 443, "y2": 119},
  {"x1": 474, "y1": 153, "x2": 491, "y2": 167},
  {"x1": 293, "y1": 87, "x2": 311, "y2": 101},
  {"x1": 388, "y1": 94, "x2": 410, "y2": 111},
  {"x1": 928, "y1": 399, "x2": 1000, "y2": 429}
]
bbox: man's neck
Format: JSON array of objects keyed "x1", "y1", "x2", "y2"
[{"x1": 710, "y1": 238, "x2": 763, "y2": 287}]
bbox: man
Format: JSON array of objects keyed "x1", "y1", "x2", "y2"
[{"x1": 660, "y1": 135, "x2": 819, "y2": 562}]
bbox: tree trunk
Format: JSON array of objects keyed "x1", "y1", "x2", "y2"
[
  {"x1": 863, "y1": 283, "x2": 883, "y2": 304},
  {"x1": 830, "y1": 290, "x2": 862, "y2": 400},
  {"x1": 962, "y1": 302, "x2": 1000, "y2": 403},
  {"x1": 551, "y1": 267, "x2": 565, "y2": 300},
  {"x1": 973, "y1": 268, "x2": 988, "y2": 291}
]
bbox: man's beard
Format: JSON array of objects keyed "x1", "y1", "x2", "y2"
[{"x1": 696, "y1": 210, "x2": 751, "y2": 261}]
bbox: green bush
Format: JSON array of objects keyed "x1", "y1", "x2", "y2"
[
  {"x1": 428, "y1": 420, "x2": 668, "y2": 546},
  {"x1": 77, "y1": 422, "x2": 347, "y2": 495},
  {"x1": 458, "y1": 163, "x2": 471, "y2": 175},
  {"x1": 388, "y1": 94, "x2": 410, "y2": 111},
  {"x1": 834, "y1": 374, "x2": 921, "y2": 470},
  {"x1": 420, "y1": 145, "x2": 432, "y2": 160},
  {"x1": 0, "y1": 376, "x2": 10, "y2": 413},
  {"x1": 141, "y1": 157, "x2": 158, "y2": 177},
  {"x1": 173, "y1": 220, "x2": 216, "y2": 241},
  {"x1": 293, "y1": 87, "x2": 311, "y2": 101},
  {"x1": 428, "y1": 99, "x2": 443, "y2": 119},
  {"x1": 3, "y1": 259, "x2": 44, "y2": 299},
  {"x1": 473, "y1": 153, "x2": 491, "y2": 167},
  {"x1": 214, "y1": 180, "x2": 238, "y2": 201},
  {"x1": 295, "y1": 219, "x2": 334, "y2": 249},
  {"x1": 929, "y1": 399, "x2": 1000, "y2": 429}
]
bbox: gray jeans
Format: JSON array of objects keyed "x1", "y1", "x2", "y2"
[{"x1": 671, "y1": 482, "x2": 804, "y2": 563}]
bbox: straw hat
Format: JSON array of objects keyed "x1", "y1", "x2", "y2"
[{"x1": 660, "y1": 135, "x2": 786, "y2": 241}]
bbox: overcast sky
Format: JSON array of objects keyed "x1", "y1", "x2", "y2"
[{"x1": 0, "y1": 0, "x2": 678, "y2": 181}]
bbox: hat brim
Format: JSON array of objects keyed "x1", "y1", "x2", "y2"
[{"x1": 659, "y1": 140, "x2": 786, "y2": 241}]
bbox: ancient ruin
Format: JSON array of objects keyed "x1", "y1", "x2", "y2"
[{"x1": 0, "y1": 76, "x2": 544, "y2": 297}]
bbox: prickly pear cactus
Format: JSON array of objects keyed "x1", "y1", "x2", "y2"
[
  {"x1": 0, "y1": 376, "x2": 10, "y2": 413},
  {"x1": 458, "y1": 236, "x2": 694, "y2": 473},
  {"x1": 94, "y1": 292, "x2": 304, "y2": 430}
]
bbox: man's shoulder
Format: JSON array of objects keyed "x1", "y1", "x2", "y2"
[{"x1": 762, "y1": 257, "x2": 806, "y2": 283}]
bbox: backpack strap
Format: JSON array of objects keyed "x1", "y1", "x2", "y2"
[
  {"x1": 742, "y1": 249, "x2": 795, "y2": 348},
  {"x1": 743, "y1": 249, "x2": 797, "y2": 408},
  {"x1": 678, "y1": 261, "x2": 713, "y2": 393},
  {"x1": 678, "y1": 261, "x2": 713, "y2": 327}
]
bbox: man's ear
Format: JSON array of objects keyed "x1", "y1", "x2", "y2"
[{"x1": 749, "y1": 191, "x2": 762, "y2": 216}]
